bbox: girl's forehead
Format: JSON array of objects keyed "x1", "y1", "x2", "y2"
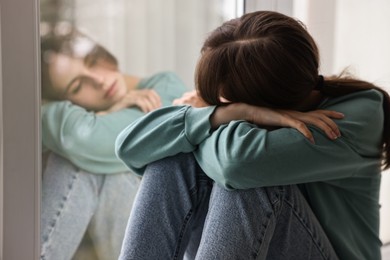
[
  {"x1": 49, "y1": 53, "x2": 84, "y2": 91},
  {"x1": 51, "y1": 53, "x2": 82, "y2": 73}
]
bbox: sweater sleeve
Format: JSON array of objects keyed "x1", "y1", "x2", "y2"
[
  {"x1": 194, "y1": 123, "x2": 364, "y2": 189},
  {"x1": 115, "y1": 105, "x2": 216, "y2": 175},
  {"x1": 194, "y1": 90, "x2": 384, "y2": 189},
  {"x1": 42, "y1": 101, "x2": 144, "y2": 173},
  {"x1": 42, "y1": 72, "x2": 188, "y2": 174},
  {"x1": 116, "y1": 90, "x2": 384, "y2": 188}
]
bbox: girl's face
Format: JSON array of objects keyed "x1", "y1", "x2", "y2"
[{"x1": 48, "y1": 53, "x2": 128, "y2": 111}]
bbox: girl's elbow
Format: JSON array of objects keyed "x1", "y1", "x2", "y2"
[
  {"x1": 218, "y1": 165, "x2": 244, "y2": 189},
  {"x1": 219, "y1": 164, "x2": 264, "y2": 190},
  {"x1": 115, "y1": 145, "x2": 125, "y2": 161},
  {"x1": 114, "y1": 135, "x2": 129, "y2": 161}
]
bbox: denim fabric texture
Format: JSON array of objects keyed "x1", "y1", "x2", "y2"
[
  {"x1": 41, "y1": 153, "x2": 140, "y2": 260},
  {"x1": 119, "y1": 153, "x2": 339, "y2": 260}
]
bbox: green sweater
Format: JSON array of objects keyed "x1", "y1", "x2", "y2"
[
  {"x1": 42, "y1": 71, "x2": 187, "y2": 174},
  {"x1": 116, "y1": 89, "x2": 384, "y2": 259}
]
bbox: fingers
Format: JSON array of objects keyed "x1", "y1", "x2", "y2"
[
  {"x1": 286, "y1": 117, "x2": 315, "y2": 144},
  {"x1": 172, "y1": 91, "x2": 208, "y2": 108},
  {"x1": 172, "y1": 97, "x2": 187, "y2": 105},
  {"x1": 137, "y1": 98, "x2": 155, "y2": 113},
  {"x1": 146, "y1": 90, "x2": 162, "y2": 109},
  {"x1": 282, "y1": 109, "x2": 344, "y2": 142},
  {"x1": 311, "y1": 110, "x2": 344, "y2": 139},
  {"x1": 216, "y1": 105, "x2": 344, "y2": 144},
  {"x1": 316, "y1": 114, "x2": 341, "y2": 139},
  {"x1": 312, "y1": 118, "x2": 338, "y2": 140},
  {"x1": 317, "y1": 110, "x2": 345, "y2": 119},
  {"x1": 137, "y1": 90, "x2": 162, "y2": 113},
  {"x1": 173, "y1": 90, "x2": 197, "y2": 105},
  {"x1": 253, "y1": 109, "x2": 317, "y2": 143}
]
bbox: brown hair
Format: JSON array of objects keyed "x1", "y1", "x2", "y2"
[
  {"x1": 41, "y1": 29, "x2": 118, "y2": 100},
  {"x1": 195, "y1": 11, "x2": 390, "y2": 169}
]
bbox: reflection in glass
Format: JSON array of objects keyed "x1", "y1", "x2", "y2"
[
  {"x1": 41, "y1": 0, "x2": 242, "y2": 87},
  {"x1": 40, "y1": 0, "x2": 241, "y2": 259}
]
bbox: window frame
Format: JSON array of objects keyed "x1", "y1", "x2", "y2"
[{"x1": 0, "y1": 0, "x2": 41, "y2": 259}]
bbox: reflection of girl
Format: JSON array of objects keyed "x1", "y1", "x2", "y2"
[
  {"x1": 40, "y1": 30, "x2": 187, "y2": 259},
  {"x1": 116, "y1": 11, "x2": 390, "y2": 259}
]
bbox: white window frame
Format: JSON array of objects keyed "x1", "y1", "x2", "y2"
[{"x1": 0, "y1": 0, "x2": 41, "y2": 259}]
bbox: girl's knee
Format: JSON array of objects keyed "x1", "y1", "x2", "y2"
[
  {"x1": 145, "y1": 153, "x2": 197, "y2": 177},
  {"x1": 211, "y1": 185, "x2": 286, "y2": 213},
  {"x1": 143, "y1": 153, "x2": 204, "y2": 191}
]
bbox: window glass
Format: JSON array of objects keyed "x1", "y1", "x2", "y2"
[{"x1": 39, "y1": 1, "x2": 242, "y2": 258}]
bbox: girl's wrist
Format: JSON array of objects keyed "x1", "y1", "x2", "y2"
[{"x1": 210, "y1": 103, "x2": 249, "y2": 129}]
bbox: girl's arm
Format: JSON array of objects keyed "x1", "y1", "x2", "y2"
[
  {"x1": 195, "y1": 91, "x2": 384, "y2": 189},
  {"x1": 97, "y1": 89, "x2": 162, "y2": 115},
  {"x1": 116, "y1": 105, "x2": 214, "y2": 175},
  {"x1": 42, "y1": 71, "x2": 188, "y2": 174},
  {"x1": 210, "y1": 103, "x2": 343, "y2": 143},
  {"x1": 116, "y1": 90, "x2": 384, "y2": 186},
  {"x1": 42, "y1": 101, "x2": 144, "y2": 174},
  {"x1": 115, "y1": 104, "x2": 341, "y2": 176}
]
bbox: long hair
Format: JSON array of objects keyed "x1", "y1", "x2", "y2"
[
  {"x1": 195, "y1": 11, "x2": 390, "y2": 169},
  {"x1": 40, "y1": 29, "x2": 118, "y2": 100}
]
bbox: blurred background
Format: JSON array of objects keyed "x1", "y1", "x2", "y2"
[{"x1": 40, "y1": 0, "x2": 244, "y2": 88}]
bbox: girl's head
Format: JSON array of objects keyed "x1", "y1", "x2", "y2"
[
  {"x1": 196, "y1": 11, "x2": 320, "y2": 109},
  {"x1": 196, "y1": 10, "x2": 390, "y2": 169},
  {"x1": 41, "y1": 29, "x2": 128, "y2": 111}
]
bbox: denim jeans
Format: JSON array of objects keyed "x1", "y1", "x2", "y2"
[
  {"x1": 41, "y1": 153, "x2": 140, "y2": 260},
  {"x1": 119, "y1": 153, "x2": 339, "y2": 260}
]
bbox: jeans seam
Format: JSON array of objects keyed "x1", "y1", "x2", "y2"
[
  {"x1": 172, "y1": 208, "x2": 193, "y2": 260},
  {"x1": 172, "y1": 183, "x2": 199, "y2": 260},
  {"x1": 249, "y1": 188, "x2": 282, "y2": 259},
  {"x1": 284, "y1": 199, "x2": 333, "y2": 260},
  {"x1": 41, "y1": 172, "x2": 78, "y2": 259},
  {"x1": 270, "y1": 187, "x2": 283, "y2": 215},
  {"x1": 252, "y1": 211, "x2": 274, "y2": 259},
  {"x1": 172, "y1": 177, "x2": 211, "y2": 260}
]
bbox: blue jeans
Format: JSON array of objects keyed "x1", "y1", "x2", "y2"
[
  {"x1": 119, "y1": 153, "x2": 339, "y2": 260},
  {"x1": 41, "y1": 153, "x2": 140, "y2": 260}
]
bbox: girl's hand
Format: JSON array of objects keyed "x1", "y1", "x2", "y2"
[
  {"x1": 280, "y1": 110, "x2": 343, "y2": 141},
  {"x1": 173, "y1": 90, "x2": 209, "y2": 108},
  {"x1": 97, "y1": 89, "x2": 162, "y2": 115},
  {"x1": 211, "y1": 103, "x2": 344, "y2": 144},
  {"x1": 125, "y1": 89, "x2": 162, "y2": 113}
]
